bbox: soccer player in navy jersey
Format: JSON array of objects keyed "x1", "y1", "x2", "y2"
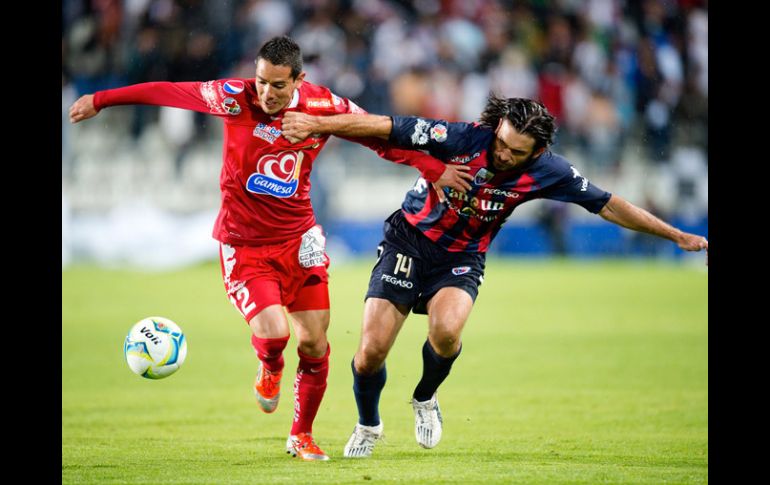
[
  {"x1": 281, "y1": 96, "x2": 708, "y2": 457},
  {"x1": 68, "y1": 36, "x2": 472, "y2": 461}
]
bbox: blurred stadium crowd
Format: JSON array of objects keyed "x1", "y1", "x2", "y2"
[{"x1": 61, "y1": 0, "x2": 707, "y2": 265}]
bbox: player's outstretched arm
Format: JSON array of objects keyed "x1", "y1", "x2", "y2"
[
  {"x1": 69, "y1": 95, "x2": 98, "y2": 123},
  {"x1": 282, "y1": 112, "x2": 392, "y2": 143},
  {"x1": 598, "y1": 194, "x2": 708, "y2": 260},
  {"x1": 69, "y1": 82, "x2": 225, "y2": 122},
  {"x1": 283, "y1": 110, "x2": 473, "y2": 193}
]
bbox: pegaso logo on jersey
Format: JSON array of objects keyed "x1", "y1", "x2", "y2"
[
  {"x1": 222, "y1": 97, "x2": 241, "y2": 115},
  {"x1": 570, "y1": 166, "x2": 589, "y2": 192},
  {"x1": 247, "y1": 151, "x2": 303, "y2": 197}
]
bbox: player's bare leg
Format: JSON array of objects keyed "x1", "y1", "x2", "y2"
[
  {"x1": 285, "y1": 308, "x2": 331, "y2": 461},
  {"x1": 249, "y1": 305, "x2": 291, "y2": 414},
  {"x1": 424, "y1": 287, "x2": 472, "y2": 357},
  {"x1": 344, "y1": 297, "x2": 409, "y2": 457},
  {"x1": 412, "y1": 287, "x2": 474, "y2": 449}
]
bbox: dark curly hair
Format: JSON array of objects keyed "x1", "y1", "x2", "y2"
[
  {"x1": 479, "y1": 95, "x2": 556, "y2": 151},
  {"x1": 256, "y1": 36, "x2": 303, "y2": 79}
]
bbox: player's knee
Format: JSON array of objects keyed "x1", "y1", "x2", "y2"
[
  {"x1": 429, "y1": 326, "x2": 462, "y2": 355},
  {"x1": 297, "y1": 335, "x2": 328, "y2": 358},
  {"x1": 356, "y1": 345, "x2": 388, "y2": 374}
]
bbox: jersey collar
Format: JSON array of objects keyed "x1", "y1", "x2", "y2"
[{"x1": 287, "y1": 89, "x2": 300, "y2": 109}]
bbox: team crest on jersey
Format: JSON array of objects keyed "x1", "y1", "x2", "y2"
[
  {"x1": 452, "y1": 266, "x2": 471, "y2": 275},
  {"x1": 474, "y1": 168, "x2": 494, "y2": 185},
  {"x1": 223, "y1": 80, "x2": 245, "y2": 95},
  {"x1": 222, "y1": 97, "x2": 241, "y2": 115},
  {"x1": 430, "y1": 124, "x2": 448, "y2": 142},
  {"x1": 246, "y1": 151, "x2": 303, "y2": 197}
]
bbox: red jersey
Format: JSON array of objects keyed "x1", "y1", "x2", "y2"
[{"x1": 93, "y1": 79, "x2": 446, "y2": 246}]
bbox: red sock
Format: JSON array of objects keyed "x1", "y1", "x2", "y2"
[
  {"x1": 290, "y1": 343, "x2": 330, "y2": 436},
  {"x1": 251, "y1": 335, "x2": 290, "y2": 373}
]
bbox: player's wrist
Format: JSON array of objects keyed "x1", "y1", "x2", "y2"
[
  {"x1": 303, "y1": 115, "x2": 327, "y2": 135},
  {"x1": 315, "y1": 115, "x2": 334, "y2": 134}
]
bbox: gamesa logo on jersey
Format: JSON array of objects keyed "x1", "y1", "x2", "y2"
[
  {"x1": 452, "y1": 266, "x2": 471, "y2": 275},
  {"x1": 223, "y1": 80, "x2": 245, "y2": 95},
  {"x1": 247, "y1": 151, "x2": 303, "y2": 197}
]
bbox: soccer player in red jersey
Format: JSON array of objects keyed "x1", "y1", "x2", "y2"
[
  {"x1": 68, "y1": 36, "x2": 473, "y2": 461},
  {"x1": 281, "y1": 97, "x2": 708, "y2": 457}
]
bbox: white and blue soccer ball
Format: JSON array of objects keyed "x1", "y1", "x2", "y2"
[{"x1": 124, "y1": 316, "x2": 187, "y2": 379}]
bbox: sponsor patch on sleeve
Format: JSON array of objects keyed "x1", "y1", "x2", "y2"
[
  {"x1": 570, "y1": 166, "x2": 589, "y2": 191},
  {"x1": 222, "y1": 97, "x2": 241, "y2": 115},
  {"x1": 223, "y1": 80, "x2": 245, "y2": 95},
  {"x1": 430, "y1": 124, "x2": 448, "y2": 142}
]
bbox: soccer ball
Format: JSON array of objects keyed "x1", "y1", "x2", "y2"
[{"x1": 124, "y1": 316, "x2": 187, "y2": 379}]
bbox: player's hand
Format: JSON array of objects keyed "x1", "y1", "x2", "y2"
[
  {"x1": 677, "y1": 233, "x2": 709, "y2": 265},
  {"x1": 69, "y1": 94, "x2": 98, "y2": 123},
  {"x1": 282, "y1": 111, "x2": 317, "y2": 144},
  {"x1": 432, "y1": 165, "x2": 473, "y2": 200}
]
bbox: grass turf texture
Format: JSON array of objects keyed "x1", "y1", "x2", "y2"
[{"x1": 62, "y1": 259, "x2": 707, "y2": 484}]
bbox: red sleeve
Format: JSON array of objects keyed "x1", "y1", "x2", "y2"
[
  {"x1": 92, "y1": 81, "x2": 228, "y2": 116},
  {"x1": 332, "y1": 95, "x2": 446, "y2": 183},
  {"x1": 340, "y1": 135, "x2": 446, "y2": 183}
]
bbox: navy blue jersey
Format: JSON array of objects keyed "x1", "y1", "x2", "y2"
[{"x1": 389, "y1": 116, "x2": 612, "y2": 253}]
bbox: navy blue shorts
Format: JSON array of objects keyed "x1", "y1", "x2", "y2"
[{"x1": 365, "y1": 210, "x2": 486, "y2": 315}]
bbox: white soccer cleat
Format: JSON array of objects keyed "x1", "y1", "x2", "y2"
[
  {"x1": 343, "y1": 422, "x2": 384, "y2": 458},
  {"x1": 412, "y1": 393, "x2": 442, "y2": 449}
]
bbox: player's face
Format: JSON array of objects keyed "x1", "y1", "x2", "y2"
[
  {"x1": 255, "y1": 59, "x2": 305, "y2": 115},
  {"x1": 491, "y1": 119, "x2": 543, "y2": 171}
]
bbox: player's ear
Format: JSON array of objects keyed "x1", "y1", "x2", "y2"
[
  {"x1": 533, "y1": 147, "x2": 546, "y2": 158},
  {"x1": 294, "y1": 71, "x2": 306, "y2": 87}
]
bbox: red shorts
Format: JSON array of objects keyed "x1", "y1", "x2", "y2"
[{"x1": 219, "y1": 225, "x2": 331, "y2": 323}]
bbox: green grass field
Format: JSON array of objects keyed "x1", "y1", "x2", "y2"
[{"x1": 62, "y1": 259, "x2": 708, "y2": 484}]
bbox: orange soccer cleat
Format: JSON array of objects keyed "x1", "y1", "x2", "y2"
[
  {"x1": 254, "y1": 363, "x2": 282, "y2": 413},
  {"x1": 285, "y1": 433, "x2": 330, "y2": 461}
]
